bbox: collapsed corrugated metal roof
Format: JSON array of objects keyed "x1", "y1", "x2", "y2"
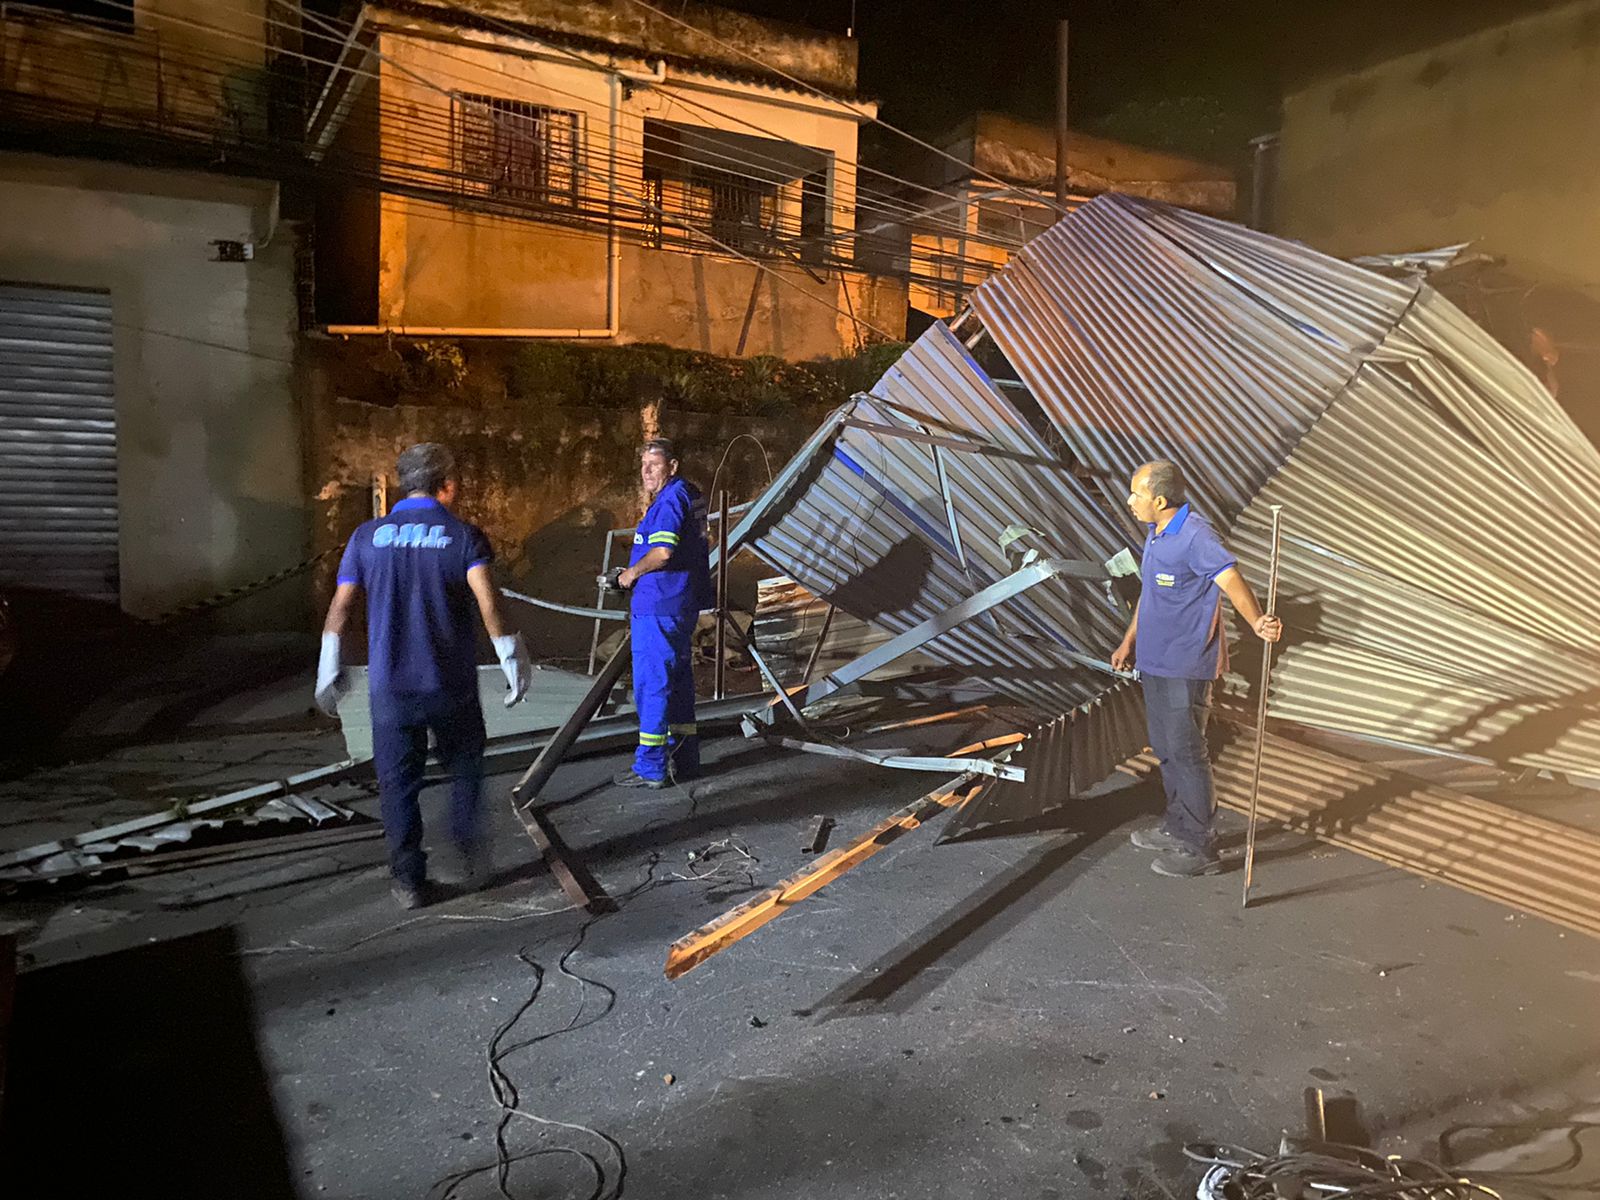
[{"x1": 739, "y1": 192, "x2": 1600, "y2": 784}]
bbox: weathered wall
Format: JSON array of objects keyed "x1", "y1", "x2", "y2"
[
  {"x1": 304, "y1": 344, "x2": 821, "y2": 652},
  {"x1": 354, "y1": 25, "x2": 899, "y2": 357},
  {"x1": 1274, "y1": 0, "x2": 1600, "y2": 288},
  {"x1": 969, "y1": 112, "x2": 1237, "y2": 216},
  {"x1": 410, "y1": 0, "x2": 860, "y2": 94},
  {"x1": 0, "y1": 0, "x2": 272, "y2": 132},
  {"x1": 621, "y1": 243, "x2": 906, "y2": 357},
  {"x1": 0, "y1": 154, "x2": 308, "y2": 627}
]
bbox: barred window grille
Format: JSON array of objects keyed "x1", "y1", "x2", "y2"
[
  {"x1": 453, "y1": 95, "x2": 578, "y2": 207},
  {"x1": 704, "y1": 172, "x2": 772, "y2": 250},
  {"x1": 641, "y1": 170, "x2": 775, "y2": 253}
]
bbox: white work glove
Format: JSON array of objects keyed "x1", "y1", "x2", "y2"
[
  {"x1": 314, "y1": 632, "x2": 351, "y2": 716},
  {"x1": 493, "y1": 633, "x2": 532, "y2": 707}
]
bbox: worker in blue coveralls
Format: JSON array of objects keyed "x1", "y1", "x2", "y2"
[
  {"x1": 314, "y1": 443, "x2": 532, "y2": 909},
  {"x1": 608, "y1": 438, "x2": 714, "y2": 789},
  {"x1": 1110, "y1": 459, "x2": 1281, "y2": 878}
]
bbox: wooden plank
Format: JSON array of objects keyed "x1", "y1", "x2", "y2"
[
  {"x1": 661, "y1": 729, "x2": 1025, "y2": 981},
  {"x1": 665, "y1": 773, "x2": 987, "y2": 979}
]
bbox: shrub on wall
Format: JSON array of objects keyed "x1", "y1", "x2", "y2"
[{"x1": 366, "y1": 336, "x2": 915, "y2": 416}]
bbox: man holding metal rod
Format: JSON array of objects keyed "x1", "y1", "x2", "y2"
[
  {"x1": 1110, "y1": 460, "x2": 1281, "y2": 878},
  {"x1": 602, "y1": 438, "x2": 714, "y2": 789}
]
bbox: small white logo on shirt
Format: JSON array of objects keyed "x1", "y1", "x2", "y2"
[
  {"x1": 374, "y1": 523, "x2": 452, "y2": 549},
  {"x1": 1155, "y1": 572, "x2": 1176, "y2": 587},
  {"x1": 633, "y1": 533, "x2": 643, "y2": 545}
]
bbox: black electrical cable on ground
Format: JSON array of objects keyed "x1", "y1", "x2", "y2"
[
  {"x1": 430, "y1": 847, "x2": 759, "y2": 1200},
  {"x1": 1186, "y1": 1140, "x2": 1510, "y2": 1200},
  {"x1": 1438, "y1": 1122, "x2": 1600, "y2": 1200}
]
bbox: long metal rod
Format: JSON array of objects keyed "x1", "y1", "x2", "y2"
[
  {"x1": 799, "y1": 602, "x2": 836, "y2": 685},
  {"x1": 1242, "y1": 504, "x2": 1285, "y2": 908},
  {"x1": 759, "y1": 733, "x2": 1027, "y2": 781},
  {"x1": 511, "y1": 638, "x2": 632, "y2": 806},
  {"x1": 838, "y1": 418, "x2": 1074, "y2": 470},
  {"x1": 507, "y1": 638, "x2": 634, "y2": 914},
  {"x1": 714, "y1": 489, "x2": 729, "y2": 700},
  {"x1": 587, "y1": 528, "x2": 620, "y2": 674},
  {"x1": 1055, "y1": 18, "x2": 1070, "y2": 208}
]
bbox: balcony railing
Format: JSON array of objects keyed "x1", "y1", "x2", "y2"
[{"x1": 0, "y1": 2, "x2": 297, "y2": 158}]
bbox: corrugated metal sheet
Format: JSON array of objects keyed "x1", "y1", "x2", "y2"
[
  {"x1": 1210, "y1": 727, "x2": 1600, "y2": 939},
  {"x1": 732, "y1": 320, "x2": 1134, "y2": 716},
  {"x1": 737, "y1": 190, "x2": 1600, "y2": 819},
  {"x1": 0, "y1": 761, "x2": 365, "y2": 886},
  {"x1": 944, "y1": 681, "x2": 1145, "y2": 840},
  {"x1": 959, "y1": 194, "x2": 1600, "y2": 780},
  {"x1": 0, "y1": 282, "x2": 119, "y2": 602},
  {"x1": 726, "y1": 191, "x2": 1600, "y2": 937},
  {"x1": 969, "y1": 196, "x2": 1417, "y2": 524}
]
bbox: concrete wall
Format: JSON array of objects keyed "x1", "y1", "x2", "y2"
[
  {"x1": 1274, "y1": 0, "x2": 1600, "y2": 288},
  {"x1": 304, "y1": 355, "x2": 819, "y2": 654},
  {"x1": 402, "y1": 0, "x2": 860, "y2": 94},
  {"x1": 345, "y1": 22, "x2": 901, "y2": 356},
  {"x1": 0, "y1": 154, "x2": 308, "y2": 627},
  {"x1": 0, "y1": 0, "x2": 272, "y2": 132}
]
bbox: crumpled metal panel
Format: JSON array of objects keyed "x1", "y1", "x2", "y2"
[
  {"x1": 738, "y1": 190, "x2": 1600, "y2": 799},
  {"x1": 961, "y1": 193, "x2": 1600, "y2": 780},
  {"x1": 943, "y1": 681, "x2": 1147, "y2": 840},
  {"x1": 1226, "y1": 291, "x2": 1600, "y2": 775},
  {"x1": 737, "y1": 320, "x2": 1134, "y2": 716},
  {"x1": 969, "y1": 194, "x2": 1416, "y2": 524}
]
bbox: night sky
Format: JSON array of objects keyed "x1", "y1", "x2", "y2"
[
  {"x1": 717, "y1": 0, "x2": 1284, "y2": 169},
  {"x1": 712, "y1": 1, "x2": 1558, "y2": 170}
]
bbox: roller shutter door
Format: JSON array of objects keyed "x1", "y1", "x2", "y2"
[{"x1": 0, "y1": 283, "x2": 118, "y2": 603}]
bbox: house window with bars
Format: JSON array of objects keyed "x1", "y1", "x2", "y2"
[
  {"x1": 453, "y1": 95, "x2": 578, "y2": 208},
  {"x1": 643, "y1": 168, "x2": 776, "y2": 252}
]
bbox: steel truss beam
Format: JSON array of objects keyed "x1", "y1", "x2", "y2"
[{"x1": 745, "y1": 556, "x2": 1111, "y2": 731}]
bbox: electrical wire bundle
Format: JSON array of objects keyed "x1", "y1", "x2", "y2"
[
  {"x1": 1186, "y1": 1141, "x2": 1507, "y2": 1200},
  {"x1": 431, "y1": 845, "x2": 760, "y2": 1200}
]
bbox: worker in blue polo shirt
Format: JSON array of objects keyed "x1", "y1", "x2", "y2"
[
  {"x1": 314, "y1": 443, "x2": 531, "y2": 908},
  {"x1": 1111, "y1": 459, "x2": 1281, "y2": 877},
  {"x1": 609, "y1": 438, "x2": 714, "y2": 789}
]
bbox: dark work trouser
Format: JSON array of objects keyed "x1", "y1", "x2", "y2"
[
  {"x1": 1140, "y1": 674, "x2": 1215, "y2": 854},
  {"x1": 371, "y1": 691, "x2": 487, "y2": 888}
]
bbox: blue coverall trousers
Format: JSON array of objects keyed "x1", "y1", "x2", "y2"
[
  {"x1": 631, "y1": 612, "x2": 699, "y2": 781},
  {"x1": 371, "y1": 691, "x2": 486, "y2": 888}
]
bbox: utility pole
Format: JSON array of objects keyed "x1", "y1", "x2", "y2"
[{"x1": 1055, "y1": 19, "x2": 1070, "y2": 208}]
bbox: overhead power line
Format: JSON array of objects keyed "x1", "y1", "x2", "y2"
[{"x1": 38, "y1": 0, "x2": 1029, "y2": 326}]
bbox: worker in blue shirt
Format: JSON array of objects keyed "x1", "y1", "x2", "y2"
[
  {"x1": 609, "y1": 438, "x2": 714, "y2": 789},
  {"x1": 1111, "y1": 460, "x2": 1281, "y2": 877},
  {"x1": 314, "y1": 443, "x2": 531, "y2": 908}
]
